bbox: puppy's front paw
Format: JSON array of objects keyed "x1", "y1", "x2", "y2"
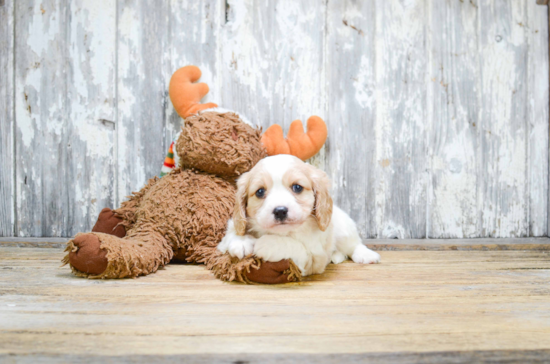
[
  {"x1": 223, "y1": 235, "x2": 255, "y2": 259},
  {"x1": 352, "y1": 244, "x2": 381, "y2": 264},
  {"x1": 253, "y1": 240, "x2": 271, "y2": 261},
  {"x1": 331, "y1": 251, "x2": 346, "y2": 264}
]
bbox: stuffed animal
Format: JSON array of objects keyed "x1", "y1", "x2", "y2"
[{"x1": 63, "y1": 66, "x2": 327, "y2": 283}]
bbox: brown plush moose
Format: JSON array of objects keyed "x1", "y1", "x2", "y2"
[{"x1": 63, "y1": 66, "x2": 327, "y2": 284}]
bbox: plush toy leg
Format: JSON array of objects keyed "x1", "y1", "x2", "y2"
[
  {"x1": 91, "y1": 207, "x2": 190, "y2": 263},
  {"x1": 63, "y1": 232, "x2": 173, "y2": 279},
  {"x1": 113, "y1": 176, "x2": 161, "y2": 231},
  {"x1": 91, "y1": 208, "x2": 126, "y2": 238},
  {"x1": 204, "y1": 246, "x2": 302, "y2": 284},
  {"x1": 65, "y1": 233, "x2": 109, "y2": 275},
  {"x1": 245, "y1": 260, "x2": 301, "y2": 284}
]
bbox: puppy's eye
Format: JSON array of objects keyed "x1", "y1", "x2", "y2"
[
  {"x1": 292, "y1": 184, "x2": 303, "y2": 193},
  {"x1": 255, "y1": 188, "x2": 266, "y2": 198}
]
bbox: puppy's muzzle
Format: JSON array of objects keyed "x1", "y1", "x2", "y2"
[{"x1": 273, "y1": 206, "x2": 288, "y2": 221}]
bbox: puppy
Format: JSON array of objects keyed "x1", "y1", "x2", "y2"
[{"x1": 217, "y1": 155, "x2": 381, "y2": 276}]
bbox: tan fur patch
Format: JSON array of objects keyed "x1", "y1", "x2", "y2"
[
  {"x1": 245, "y1": 166, "x2": 273, "y2": 224},
  {"x1": 282, "y1": 163, "x2": 316, "y2": 219}
]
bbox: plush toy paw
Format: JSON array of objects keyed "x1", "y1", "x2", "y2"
[
  {"x1": 68, "y1": 234, "x2": 109, "y2": 275},
  {"x1": 245, "y1": 259, "x2": 294, "y2": 284},
  {"x1": 169, "y1": 65, "x2": 218, "y2": 118},
  {"x1": 92, "y1": 208, "x2": 126, "y2": 238}
]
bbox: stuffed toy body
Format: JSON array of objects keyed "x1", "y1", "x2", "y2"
[{"x1": 63, "y1": 66, "x2": 326, "y2": 284}]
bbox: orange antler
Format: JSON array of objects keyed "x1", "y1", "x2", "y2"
[
  {"x1": 169, "y1": 65, "x2": 218, "y2": 118},
  {"x1": 261, "y1": 116, "x2": 328, "y2": 161}
]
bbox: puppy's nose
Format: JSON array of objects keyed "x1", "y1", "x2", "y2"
[{"x1": 273, "y1": 206, "x2": 288, "y2": 221}]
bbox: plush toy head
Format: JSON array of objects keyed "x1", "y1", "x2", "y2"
[
  {"x1": 176, "y1": 111, "x2": 267, "y2": 177},
  {"x1": 169, "y1": 65, "x2": 328, "y2": 164}
]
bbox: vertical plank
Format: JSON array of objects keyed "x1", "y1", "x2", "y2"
[
  {"x1": 219, "y1": 0, "x2": 326, "y2": 136},
  {"x1": 374, "y1": 0, "x2": 428, "y2": 238},
  {"x1": 165, "y1": 0, "x2": 223, "y2": 148},
  {"x1": 0, "y1": 0, "x2": 14, "y2": 236},
  {"x1": 66, "y1": 0, "x2": 116, "y2": 235},
  {"x1": 15, "y1": 0, "x2": 69, "y2": 237},
  {"x1": 428, "y1": 0, "x2": 479, "y2": 238},
  {"x1": 325, "y1": 0, "x2": 376, "y2": 238},
  {"x1": 0, "y1": 1, "x2": 15, "y2": 236},
  {"x1": 527, "y1": 1, "x2": 549, "y2": 237},
  {"x1": 117, "y1": 1, "x2": 169, "y2": 204},
  {"x1": 6, "y1": 0, "x2": 549, "y2": 238},
  {"x1": 477, "y1": 0, "x2": 529, "y2": 237}
]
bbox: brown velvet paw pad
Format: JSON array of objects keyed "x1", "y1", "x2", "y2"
[
  {"x1": 92, "y1": 207, "x2": 126, "y2": 238},
  {"x1": 246, "y1": 259, "x2": 292, "y2": 284},
  {"x1": 69, "y1": 234, "x2": 109, "y2": 275}
]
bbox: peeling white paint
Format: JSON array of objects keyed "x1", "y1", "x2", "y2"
[
  {"x1": 354, "y1": 56, "x2": 374, "y2": 109},
  {"x1": 26, "y1": 3, "x2": 59, "y2": 56},
  {"x1": 5, "y1": 0, "x2": 549, "y2": 238}
]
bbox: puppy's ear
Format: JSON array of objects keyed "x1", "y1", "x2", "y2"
[
  {"x1": 309, "y1": 166, "x2": 333, "y2": 231},
  {"x1": 233, "y1": 172, "x2": 251, "y2": 236}
]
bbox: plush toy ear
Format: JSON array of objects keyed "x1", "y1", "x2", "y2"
[
  {"x1": 261, "y1": 116, "x2": 327, "y2": 161},
  {"x1": 233, "y1": 172, "x2": 251, "y2": 236},
  {"x1": 169, "y1": 65, "x2": 218, "y2": 118}
]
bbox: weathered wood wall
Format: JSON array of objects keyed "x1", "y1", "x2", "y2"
[{"x1": 0, "y1": 0, "x2": 548, "y2": 239}]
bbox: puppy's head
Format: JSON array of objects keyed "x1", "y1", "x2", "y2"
[{"x1": 234, "y1": 155, "x2": 333, "y2": 235}]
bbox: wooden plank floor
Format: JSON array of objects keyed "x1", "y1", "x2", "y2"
[{"x1": 1, "y1": 245, "x2": 550, "y2": 363}]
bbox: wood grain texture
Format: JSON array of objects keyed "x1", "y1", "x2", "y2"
[
  {"x1": 1, "y1": 247, "x2": 550, "y2": 358},
  {"x1": 164, "y1": 0, "x2": 224, "y2": 148},
  {"x1": 1, "y1": 1, "x2": 549, "y2": 238},
  {"x1": 13, "y1": 0, "x2": 116, "y2": 237},
  {"x1": 527, "y1": 0, "x2": 549, "y2": 237},
  {"x1": 367, "y1": 237, "x2": 550, "y2": 251},
  {"x1": 116, "y1": 0, "x2": 169, "y2": 204},
  {"x1": 0, "y1": 0, "x2": 14, "y2": 236},
  {"x1": 477, "y1": 0, "x2": 529, "y2": 237},
  {"x1": 374, "y1": 0, "x2": 428, "y2": 238},
  {"x1": 2, "y1": 351, "x2": 550, "y2": 364},
  {"x1": 219, "y1": 0, "x2": 327, "y2": 134},
  {"x1": 428, "y1": 0, "x2": 479, "y2": 238},
  {"x1": 548, "y1": 2, "x2": 550, "y2": 238},
  {"x1": 326, "y1": 0, "x2": 376, "y2": 238},
  {"x1": 3, "y1": 236, "x2": 550, "y2": 251},
  {"x1": 66, "y1": 0, "x2": 116, "y2": 235},
  {"x1": 14, "y1": 0, "x2": 69, "y2": 237}
]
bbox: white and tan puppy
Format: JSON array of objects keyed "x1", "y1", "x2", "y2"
[{"x1": 217, "y1": 155, "x2": 381, "y2": 276}]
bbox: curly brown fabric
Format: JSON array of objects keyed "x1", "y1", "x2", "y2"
[
  {"x1": 114, "y1": 175, "x2": 161, "y2": 230},
  {"x1": 63, "y1": 111, "x2": 301, "y2": 284},
  {"x1": 64, "y1": 231, "x2": 172, "y2": 279},
  {"x1": 177, "y1": 112, "x2": 266, "y2": 177}
]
